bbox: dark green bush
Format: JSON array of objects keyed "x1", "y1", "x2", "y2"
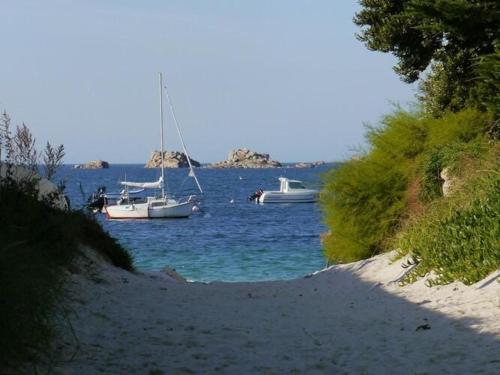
[
  {"x1": 397, "y1": 169, "x2": 500, "y2": 286},
  {"x1": 0, "y1": 181, "x2": 133, "y2": 371},
  {"x1": 471, "y1": 43, "x2": 500, "y2": 119}
]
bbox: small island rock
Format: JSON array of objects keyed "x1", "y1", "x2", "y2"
[
  {"x1": 208, "y1": 148, "x2": 282, "y2": 168},
  {"x1": 145, "y1": 150, "x2": 200, "y2": 168},
  {"x1": 74, "y1": 160, "x2": 109, "y2": 169},
  {"x1": 294, "y1": 161, "x2": 326, "y2": 168}
]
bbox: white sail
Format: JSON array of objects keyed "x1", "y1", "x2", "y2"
[{"x1": 120, "y1": 177, "x2": 163, "y2": 189}]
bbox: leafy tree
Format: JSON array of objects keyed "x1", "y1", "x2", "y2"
[
  {"x1": 418, "y1": 53, "x2": 474, "y2": 117},
  {"x1": 471, "y1": 43, "x2": 500, "y2": 121},
  {"x1": 354, "y1": 0, "x2": 499, "y2": 113}
]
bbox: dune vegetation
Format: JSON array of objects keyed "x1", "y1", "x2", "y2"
[
  {"x1": 321, "y1": 0, "x2": 499, "y2": 284},
  {"x1": 0, "y1": 114, "x2": 133, "y2": 371}
]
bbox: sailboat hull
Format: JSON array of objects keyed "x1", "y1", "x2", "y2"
[
  {"x1": 148, "y1": 201, "x2": 195, "y2": 218},
  {"x1": 105, "y1": 203, "x2": 149, "y2": 219},
  {"x1": 104, "y1": 200, "x2": 195, "y2": 219}
]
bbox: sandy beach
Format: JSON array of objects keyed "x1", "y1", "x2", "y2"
[{"x1": 47, "y1": 249, "x2": 499, "y2": 374}]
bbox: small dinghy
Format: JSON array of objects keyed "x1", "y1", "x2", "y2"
[{"x1": 249, "y1": 177, "x2": 319, "y2": 203}]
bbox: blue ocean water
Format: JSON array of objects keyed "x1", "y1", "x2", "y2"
[{"x1": 60, "y1": 164, "x2": 334, "y2": 282}]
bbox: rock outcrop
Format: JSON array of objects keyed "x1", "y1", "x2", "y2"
[
  {"x1": 0, "y1": 163, "x2": 69, "y2": 210},
  {"x1": 145, "y1": 151, "x2": 200, "y2": 168},
  {"x1": 74, "y1": 160, "x2": 109, "y2": 169},
  {"x1": 441, "y1": 167, "x2": 458, "y2": 197},
  {"x1": 209, "y1": 148, "x2": 281, "y2": 168},
  {"x1": 294, "y1": 161, "x2": 326, "y2": 168},
  {"x1": 162, "y1": 267, "x2": 187, "y2": 283}
]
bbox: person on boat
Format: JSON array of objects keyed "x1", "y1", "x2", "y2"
[{"x1": 248, "y1": 188, "x2": 264, "y2": 201}]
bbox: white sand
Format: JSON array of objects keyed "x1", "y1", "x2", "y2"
[{"x1": 48, "y1": 249, "x2": 499, "y2": 374}]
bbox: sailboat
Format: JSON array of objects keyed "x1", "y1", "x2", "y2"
[{"x1": 104, "y1": 73, "x2": 202, "y2": 219}]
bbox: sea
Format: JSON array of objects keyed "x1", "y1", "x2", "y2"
[{"x1": 59, "y1": 164, "x2": 335, "y2": 282}]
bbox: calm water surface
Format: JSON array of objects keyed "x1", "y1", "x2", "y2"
[{"x1": 60, "y1": 164, "x2": 334, "y2": 282}]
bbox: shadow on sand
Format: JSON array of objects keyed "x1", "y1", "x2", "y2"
[{"x1": 49, "y1": 260, "x2": 499, "y2": 374}]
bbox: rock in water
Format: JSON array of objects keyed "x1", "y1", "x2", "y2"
[
  {"x1": 208, "y1": 148, "x2": 282, "y2": 168},
  {"x1": 145, "y1": 150, "x2": 201, "y2": 168},
  {"x1": 161, "y1": 267, "x2": 187, "y2": 283},
  {"x1": 294, "y1": 161, "x2": 325, "y2": 168},
  {"x1": 74, "y1": 160, "x2": 109, "y2": 169}
]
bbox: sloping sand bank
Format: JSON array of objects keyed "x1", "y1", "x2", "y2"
[{"x1": 50, "y1": 250, "x2": 499, "y2": 374}]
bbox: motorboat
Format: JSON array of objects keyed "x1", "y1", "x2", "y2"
[
  {"x1": 250, "y1": 177, "x2": 319, "y2": 203},
  {"x1": 104, "y1": 73, "x2": 202, "y2": 219}
]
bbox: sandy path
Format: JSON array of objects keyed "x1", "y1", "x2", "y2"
[{"x1": 48, "y1": 250, "x2": 499, "y2": 374}]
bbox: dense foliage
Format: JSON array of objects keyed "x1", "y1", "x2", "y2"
[
  {"x1": 472, "y1": 44, "x2": 500, "y2": 119},
  {"x1": 397, "y1": 151, "x2": 499, "y2": 285},
  {"x1": 321, "y1": 109, "x2": 496, "y2": 268},
  {"x1": 0, "y1": 115, "x2": 133, "y2": 371},
  {"x1": 354, "y1": 0, "x2": 499, "y2": 114},
  {"x1": 320, "y1": 1, "x2": 499, "y2": 284}
]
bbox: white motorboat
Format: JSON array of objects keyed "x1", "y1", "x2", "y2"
[
  {"x1": 252, "y1": 177, "x2": 319, "y2": 203},
  {"x1": 104, "y1": 73, "x2": 202, "y2": 219}
]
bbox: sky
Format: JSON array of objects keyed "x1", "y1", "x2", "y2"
[{"x1": 0, "y1": 0, "x2": 417, "y2": 164}]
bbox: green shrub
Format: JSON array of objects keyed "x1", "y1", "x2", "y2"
[
  {"x1": 321, "y1": 110, "x2": 425, "y2": 264},
  {"x1": 366, "y1": 110, "x2": 427, "y2": 159},
  {"x1": 397, "y1": 169, "x2": 500, "y2": 286},
  {"x1": 321, "y1": 158, "x2": 408, "y2": 263},
  {"x1": 419, "y1": 139, "x2": 490, "y2": 202},
  {"x1": 424, "y1": 108, "x2": 491, "y2": 148},
  {"x1": 321, "y1": 108, "x2": 494, "y2": 264},
  {"x1": 0, "y1": 181, "x2": 133, "y2": 371}
]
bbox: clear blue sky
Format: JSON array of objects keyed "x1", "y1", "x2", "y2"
[{"x1": 0, "y1": 0, "x2": 416, "y2": 163}]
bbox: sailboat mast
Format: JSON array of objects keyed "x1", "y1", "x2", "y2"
[{"x1": 159, "y1": 72, "x2": 165, "y2": 198}]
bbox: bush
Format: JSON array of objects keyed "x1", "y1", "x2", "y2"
[
  {"x1": 0, "y1": 114, "x2": 133, "y2": 371},
  {"x1": 321, "y1": 108, "x2": 494, "y2": 264},
  {"x1": 424, "y1": 108, "x2": 491, "y2": 148},
  {"x1": 397, "y1": 167, "x2": 500, "y2": 285},
  {"x1": 0, "y1": 181, "x2": 133, "y2": 371},
  {"x1": 419, "y1": 139, "x2": 490, "y2": 202},
  {"x1": 321, "y1": 110, "x2": 425, "y2": 264}
]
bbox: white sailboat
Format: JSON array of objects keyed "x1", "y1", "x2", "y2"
[{"x1": 104, "y1": 73, "x2": 202, "y2": 219}]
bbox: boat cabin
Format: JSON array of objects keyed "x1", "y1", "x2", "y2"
[{"x1": 279, "y1": 177, "x2": 306, "y2": 192}]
